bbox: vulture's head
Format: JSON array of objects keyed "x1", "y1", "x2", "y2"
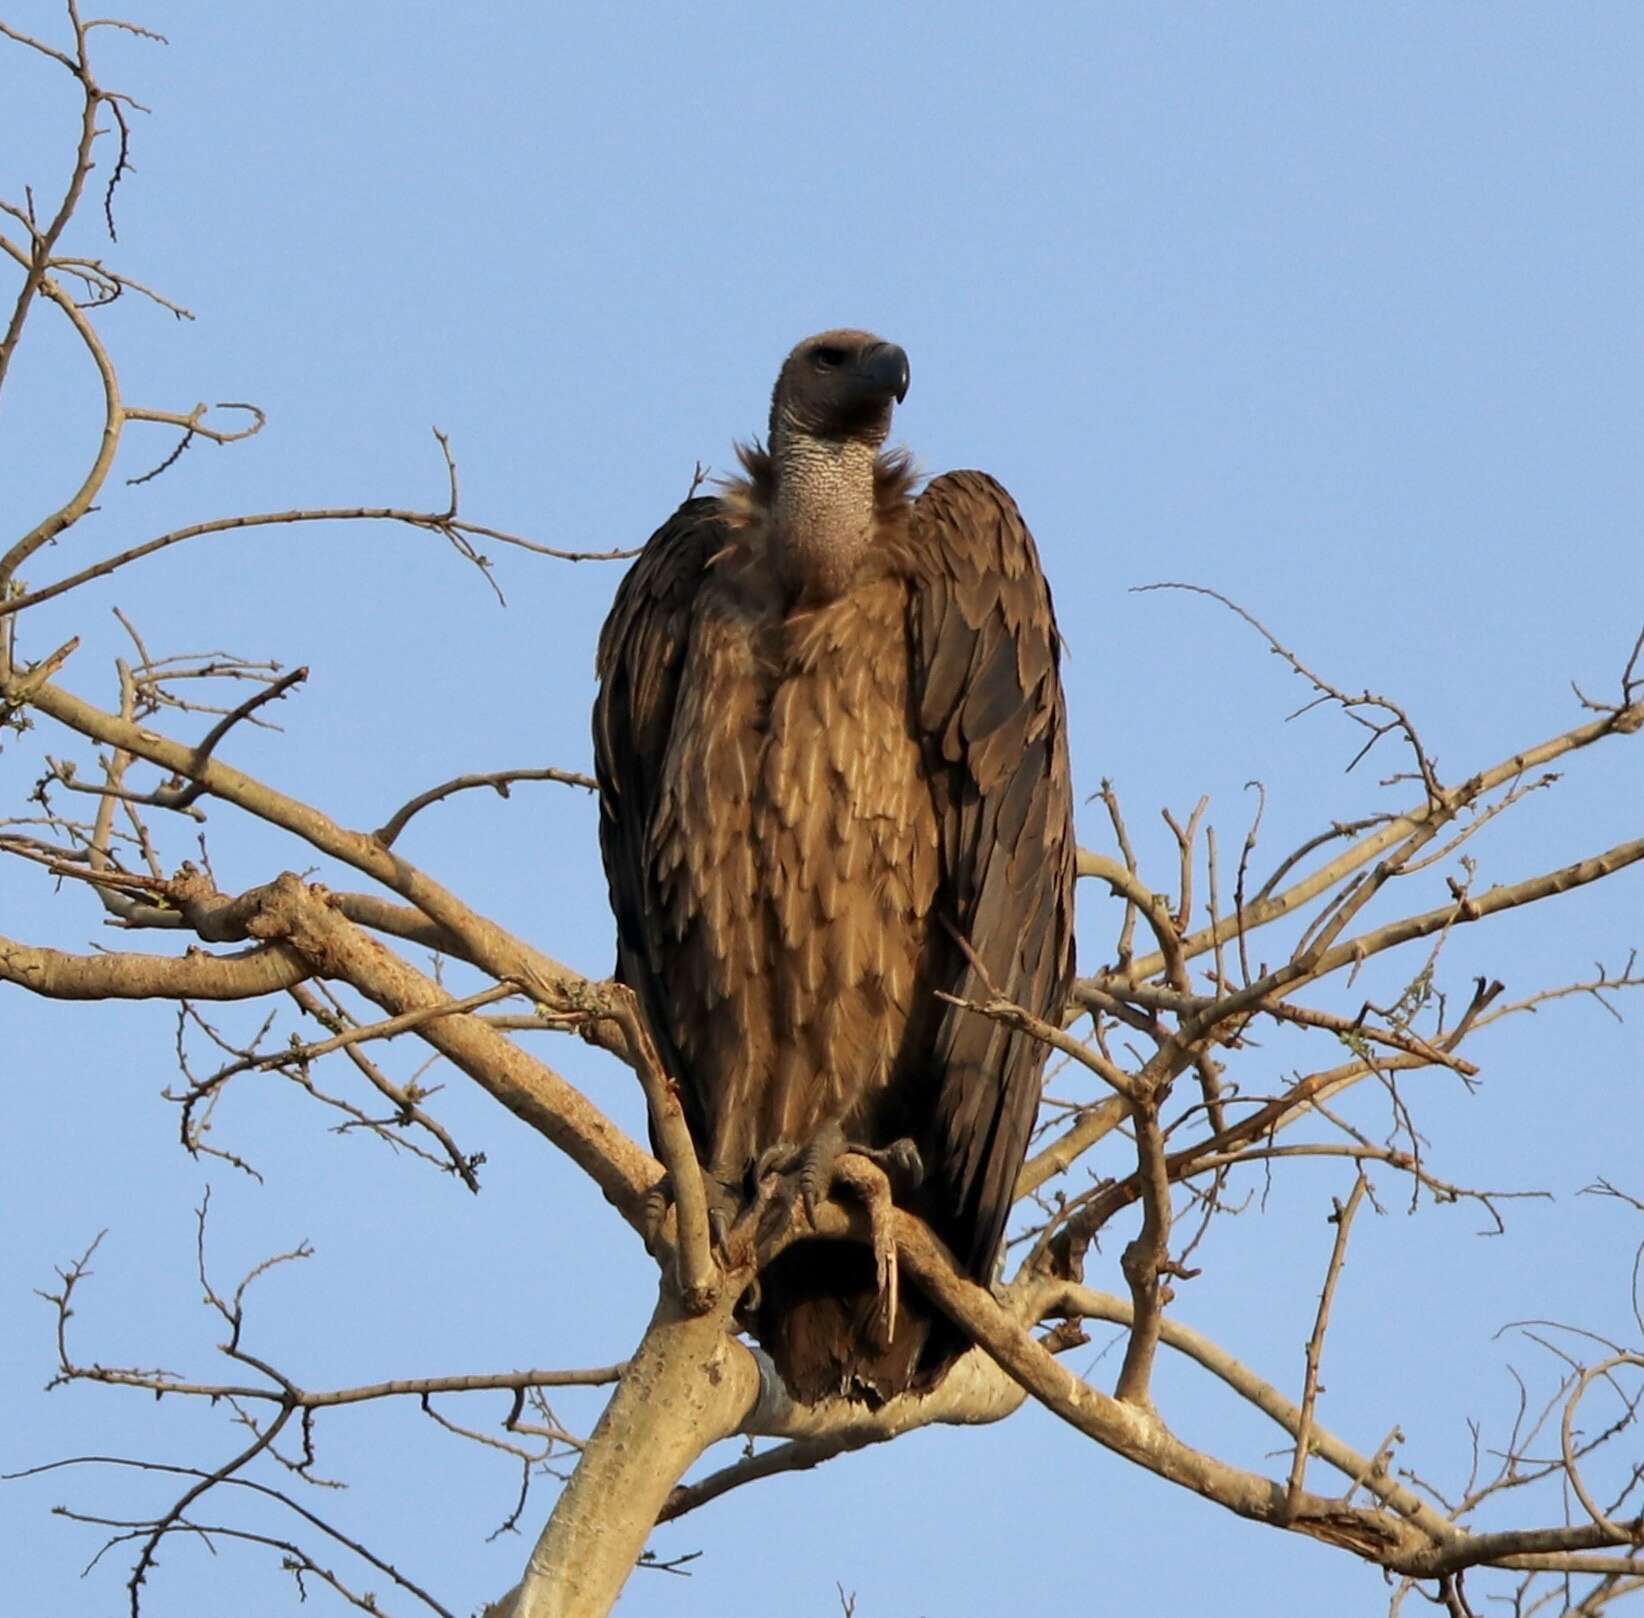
[{"x1": 769, "y1": 329, "x2": 910, "y2": 448}]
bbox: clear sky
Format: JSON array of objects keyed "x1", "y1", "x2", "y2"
[{"x1": 3, "y1": 3, "x2": 1642, "y2": 1614}]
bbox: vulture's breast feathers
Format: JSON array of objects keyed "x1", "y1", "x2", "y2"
[{"x1": 649, "y1": 453, "x2": 936, "y2": 1177}]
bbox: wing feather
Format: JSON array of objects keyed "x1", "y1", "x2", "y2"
[
  {"x1": 903, "y1": 471, "x2": 1076, "y2": 1280},
  {"x1": 591, "y1": 496, "x2": 724, "y2": 1147}
]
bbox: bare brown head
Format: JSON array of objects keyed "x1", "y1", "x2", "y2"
[{"x1": 769, "y1": 329, "x2": 911, "y2": 448}]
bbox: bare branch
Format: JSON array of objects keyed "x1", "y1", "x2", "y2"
[
  {"x1": 0, "y1": 932, "x2": 307, "y2": 1000},
  {"x1": 7, "y1": 1457, "x2": 456, "y2": 1618},
  {"x1": 1136, "y1": 583, "x2": 1442, "y2": 800},
  {"x1": 1095, "y1": 701, "x2": 1644, "y2": 990},
  {"x1": 374, "y1": 767, "x2": 598, "y2": 849},
  {"x1": 587, "y1": 984, "x2": 717, "y2": 1311},
  {"x1": 154, "y1": 667, "x2": 308, "y2": 811},
  {"x1": 6, "y1": 674, "x2": 593, "y2": 1000},
  {"x1": 122, "y1": 400, "x2": 266, "y2": 484},
  {"x1": 0, "y1": 433, "x2": 634, "y2": 624},
  {"x1": 1114, "y1": 1094, "x2": 1177, "y2": 1406},
  {"x1": 1562, "y1": 1354, "x2": 1644, "y2": 1542},
  {"x1": 1288, "y1": 1174, "x2": 1370, "y2": 1515},
  {"x1": 1016, "y1": 1095, "x2": 1129, "y2": 1198},
  {"x1": 241, "y1": 875, "x2": 661, "y2": 1229},
  {"x1": 0, "y1": 247, "x2": 122, "y2": 592}
]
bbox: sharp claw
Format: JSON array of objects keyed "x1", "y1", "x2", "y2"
[
  {"x1": 797, "y1": 1122, "x2": 847, "y2": 1229},
  {"x1": 754, "y1": 1140, "x2": 798, "y2": 1185},
  {"x1": 888, "y1": 1139, "x2": 924, "y2": 1188},
  {"x1": 642, "y1": 1177, "x2": 671, "y2": 1254}
]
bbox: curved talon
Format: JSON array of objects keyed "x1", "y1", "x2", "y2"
[
  {"x1": 738, "y1": 1125, "x2": 918, "y2": 1353},
  {"x1": 708, "y1": 1203, "x2": 734, "y2": 1259},
  {"x1": 646, "y1": 1173, "x2": 742, "y2": 1265},
  {"x1": 754, "y1": 1126, "x2": 923, "y2": 1229},
  {"x1": 798, "y1": 1122, "x2": 848, "y2": 1226},
  {"x1": 832, "y1": 1153, "x2": 901, "y2": 1346},
  {"x1": 872, "y1": 1137, "x2": 924, "y2": 1190},
  {"x1": 753, "y1": 1139, "x2": 799, "y2": 1185},
  {"x1": 641, "y1": 1177, "x2": 672, "y2": 1255}
]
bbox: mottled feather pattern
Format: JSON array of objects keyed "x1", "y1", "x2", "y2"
[
  {"x1": 593, "y1": 453, "x2": 1074, "y2": 1401},
  {"x1": 650, "y1": 553, "x2": 940, "y2": 1172}
]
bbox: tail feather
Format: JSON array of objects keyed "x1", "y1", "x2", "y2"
[{"x1": 751, "y1": 1241, "x2": 967, "y2": 1405}]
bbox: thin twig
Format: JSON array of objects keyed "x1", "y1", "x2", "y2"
[
  {"x1": 374, "y1": 767, "x2": 597, "y2": 848},
  {"x1": 1288, "y1": 1173, "x2": 1370, "y2": 1517}
]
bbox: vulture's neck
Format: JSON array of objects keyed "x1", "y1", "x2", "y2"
[{"x1": 769, "y1": 431, "x2": 880, "y2": 603}]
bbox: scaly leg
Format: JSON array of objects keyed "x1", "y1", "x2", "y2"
[
  {"x1": 831, "y1": 1152, "x2": 903, "y2": 1344},
  {"x1": 753, "y1": 1124, "x2": 924, "y2": 1346},
  {"x1": 756, "y1": 1122, "x2": 923, "y2": 1226}
]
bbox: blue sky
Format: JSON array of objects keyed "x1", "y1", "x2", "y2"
[{"x1": 4, "y1": 3, "x2": 1642, "y2": 1614}]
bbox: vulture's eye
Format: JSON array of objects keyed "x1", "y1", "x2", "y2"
[{"x1": 813, "y1": 346, "x2": 846, "y2": 370}]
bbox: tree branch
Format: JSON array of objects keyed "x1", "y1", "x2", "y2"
[
  {"x1": 502, "y1": 1288, "x2": 760, "y2": 1618},
  {"x1": 0, "y1": 933, "x2": 307, "y2": 1000},
  {"x1": 1086, "y1": 702, "x2": 1644, "y2": 991},
  {"x1": 374, "y1": 768, "x2": 598, "y2": 849},
  {"x1": 1287, "y1": 1173, "x2": 1369, "y2": 1515}
]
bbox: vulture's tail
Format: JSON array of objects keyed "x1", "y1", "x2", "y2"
[{"x1": 750, "y1": 1240, "x2": 969, "y2": 1406}]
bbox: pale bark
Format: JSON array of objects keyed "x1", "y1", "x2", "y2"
[
  {"x1": 0, "y1": 933, "x2": 307, "y2": 999},
  {"x1": 10, "y1": 676, "x2": 584, "y2": 1002},
  {"x1": 242, "y1": 874, "x2": 660, "y2": 1228},
  {"x1": 505, "y1": 1290, "x2": 760, "y2": 1618},
  {"x1": 1082, "y1": 700, "x2": 1644, "y2": 985}
]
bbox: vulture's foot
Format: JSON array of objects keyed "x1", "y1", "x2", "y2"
[
  {"x1": 752, "y1": 1129, "x2": 912, "y2": 1345},
  {"x1": 641, "y1": 1177, "x2": 671, "y2": 1255},
  {"x1": 642, "y1": 1171, "x2": 740, "y2": 1263},
  {"x1": 755, "y1": 1123, "x2": 924, "y2": 1228},
  {"x1": 831, "y1": 1151, "x2": 902, "y2": 1344}
]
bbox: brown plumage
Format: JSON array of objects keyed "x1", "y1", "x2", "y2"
[{"x1": 593, "y1": 330, "x2": 1074, "y2": 1403}]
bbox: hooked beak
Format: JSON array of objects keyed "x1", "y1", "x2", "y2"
[{"x1": 858, "y1": 340, "x2": 911, "y2": 405}]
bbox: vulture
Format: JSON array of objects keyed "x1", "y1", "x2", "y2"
[{"x1": 593, "y1": 330, "x2": 1074, "y2": 1404}]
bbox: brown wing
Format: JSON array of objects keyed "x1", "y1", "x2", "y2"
[
  {"x1": 903, "y1": 470, "x2": 1076, "y2": 1280},
  {"x1": 591, "y1": 496, "x2": 724, "y2": 1148}
]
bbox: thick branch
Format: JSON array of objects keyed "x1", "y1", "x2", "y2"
[
  {"x1": 241, "y1": 875, "x2": 658, "y2": 1228},
  {"x1": 597, "y1": 986, "x2": 717, "y2": 1311},
  {"x1": 896, "y1": 1211, "x2": 1454, "y2": 1566},
  {"x1": 1049, "y1": 1283, "x2": 1440, "y2": 1530},
  {"x1": 503, "y1": 1289, "x2": 760, "y2": 1618},
  {"x1": 1115, "y1": 1097, "x2": 1173, "y2": 1405},
  {"x1": 0, "y1": 934, "x2": 306, "y2": 1000},
  {"x1": 9, "y1": 676, "x2": 583, "y2": 1002}
]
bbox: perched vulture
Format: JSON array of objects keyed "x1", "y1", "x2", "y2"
[{"x1": 593, "y1": 330, "x2": 1074, "y2": 1403}]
